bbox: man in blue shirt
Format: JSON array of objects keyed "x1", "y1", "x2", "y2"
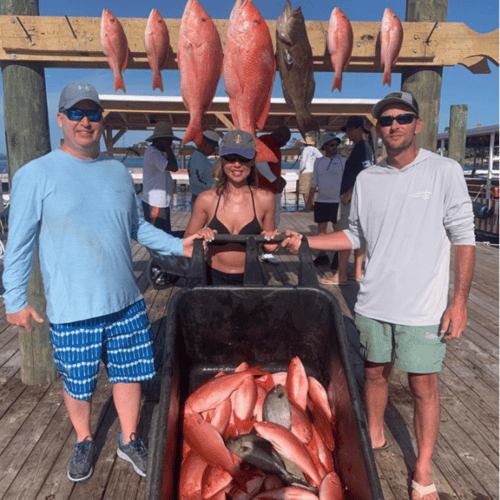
[{"x1": 2, "y1": 81, "x2": 206, "y2": 483}]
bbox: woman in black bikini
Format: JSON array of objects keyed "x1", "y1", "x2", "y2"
[{"x1": 184, "y1": 130, "x2": 278, "y2": 285}]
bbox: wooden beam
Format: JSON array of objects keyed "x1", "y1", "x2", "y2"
[
  {"x1": 0, "y1": 15, "x2": 496, "y2": 73},
  {"x1": 1, "y1": 1, "x2": 58, "y2": 385},
  {"x1": 214, "y1": 112, "x2": 235, "y2": 130}
]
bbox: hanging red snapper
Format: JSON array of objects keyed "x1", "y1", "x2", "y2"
[
  {"x1": 380, "y1": 8, "x2": 404, "y2": 86},
  {"x1": 144, "y1": 9, "x2": 170, "y2": 92},
  {"x1": 178, "y1": 0, "x2": 223, "y2": 147},
  {"x1": 327, "y1": 7, "x2": 353, "y2": 92},
  {"x1": 100, "y1": 9, "x2": 129, "y2": 93},
  {"x1": 223, "y1": 0, "x2": 277, "y2": 163}
]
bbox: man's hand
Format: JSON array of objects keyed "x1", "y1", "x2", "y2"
[
  {"x1": 7, "y1": 305, "x2": 43, "y2": 332},
  {"x1": 274, "y1": 176, "x2": 287, "y2": 193},
  {"x1": 182, "y1": 229, "x2": 216, "y2": 257},
  {"x1": 281, "y1": 230, "x2": 303, "y2": 255},
  {"x1": 440, "y1": 299, "x2": 468, "y2": 340},
  {"x1": 340, "y1": 192, "x2": 351, "y2": 205}
]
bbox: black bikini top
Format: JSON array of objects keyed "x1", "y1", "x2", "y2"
[{"x1": 208, "y1": 188, "x2": 262, "y2": 240}]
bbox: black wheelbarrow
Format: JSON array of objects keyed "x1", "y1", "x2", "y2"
[{"x1": 145, "y1": 235, "x2": 384, "y2": 500}]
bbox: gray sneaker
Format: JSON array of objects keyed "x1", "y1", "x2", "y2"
[
  {"x1": 117, "y1": 433, "x2": 148, "y2": 477},
  {"x1": 68, "y1": 438, "x2": 95, "y2": 482}
]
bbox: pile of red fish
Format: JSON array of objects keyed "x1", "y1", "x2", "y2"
[{"x1": 180, "y1": 357, "x2": 345, "y2": 500}]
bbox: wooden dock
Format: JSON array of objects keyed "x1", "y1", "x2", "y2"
[{"x1": 0, "y1": 211, "x2": 497, "y2": 500}]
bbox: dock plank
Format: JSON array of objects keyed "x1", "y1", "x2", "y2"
[{"x1": 0, "y1": 210, "x2": 496, "y2": 500}]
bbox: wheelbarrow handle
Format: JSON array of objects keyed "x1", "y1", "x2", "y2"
[{"x1": 208, "y1": 234, "x2": 287, "y2": 245}]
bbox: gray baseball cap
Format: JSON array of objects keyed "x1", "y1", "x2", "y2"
[
  {"x1": 372, "y1": 91, "x2": 419, "y2": 119},
  {"x1": 219, "y1": 130, "x2": 256, "y2": 159},
  {"x1": 58, "y1": 81, "x2": 102, "y2": 111}
]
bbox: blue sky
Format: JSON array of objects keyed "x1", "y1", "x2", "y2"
[{"x1": 0, "y1": 0, "x2": 498, "y2": 152}]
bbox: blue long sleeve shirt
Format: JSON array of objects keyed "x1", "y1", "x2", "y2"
[{"x1": 3, "y1": 149, "x2": 183, "y2": 323}]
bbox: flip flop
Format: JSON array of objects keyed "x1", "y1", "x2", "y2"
[
  {"x1": 319, "y1": 277, "x2": 348, "y2": 286},
  {"x1": 411, "y1": 480, "x2": 439, "y2": 499},
  {"x1": 372, "y1": 441, "x2": 390, "y2": 451}
]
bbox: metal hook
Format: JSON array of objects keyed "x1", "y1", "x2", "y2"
[
  {"x1": 425, "y1": 22, "x2": 440, "y2": 44},
  {"x1": 15, "y1": 16, "x2": 35, "y2": 46},
  {"x1": 65, "y1": 16, "x2": 78, "y2": 39}
]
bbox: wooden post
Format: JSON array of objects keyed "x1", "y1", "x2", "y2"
[
  {"x1": 401, "y1": 0, "x2": 448, "y2": 152},
  {"x1": 1, "y1": 0, "x2": 58, "y2": 384},
  {"x1": 448, "y1": 105, "x2": 468, "y2": 167}
]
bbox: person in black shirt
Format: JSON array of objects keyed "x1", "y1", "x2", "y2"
[{"x1": 332, "y1": 116, "x2": 374, "y2": 283}]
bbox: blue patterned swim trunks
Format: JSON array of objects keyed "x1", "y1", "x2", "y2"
[{"x1": 50, "y1": 299, "x2": 155, "y2": 401}]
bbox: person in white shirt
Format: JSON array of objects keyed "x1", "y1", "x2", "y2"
[
  {"x1": 141, "y1": 121, "x2": 180, "y2": 233},
  {"x1": 306, "y1": 133, "x2": 346, "y2": 275},
  {"x1": 299, "y1": 132, "x2": 322, "y2": 205},
  {"x1": 283, "y1": 91, "x2": 475, "y2": 500}
]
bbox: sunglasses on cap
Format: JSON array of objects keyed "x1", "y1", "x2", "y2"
[
  {"x1": 378, "y1": 114, "x2": 417, "y2": 127},
  {"x1": 222, "y1": 154, "x2": 253, "y2": 164},
  {"x1": 62, "y1": 108, "x2": 103, "y2": 122}
]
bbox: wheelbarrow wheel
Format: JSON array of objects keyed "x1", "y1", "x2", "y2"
[{"x1": 147, "y1": 258, "x2": 180, "y2": 290}]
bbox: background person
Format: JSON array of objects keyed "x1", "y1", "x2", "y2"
[
  {"x1": 255, "y1": 126, "x2": 291, "y2": 264},
  {"x1": 333, "y1": 115, "x2": 375, "y2": 284},
  {"x1": 299, "y1": 131, "x2": 322, "y2": 206},
  {"x1": 283, "y1": 91, "x2": 475, "y2": 500},
  {"x1": 187, "y1": 130, "x2": 219, "y2": 209},
  {"x1": 306, "y1": 133, "x2": 346, "y2": 278},
  {"x1": 184, "y1": 130, "x2": 278, "y2": 285},
  {"x1": 2, "y1": 81, "x2": 207, "y2": 483},
  {"x1": 141, "y1": 120, "x2": 180, "y2": 233}
]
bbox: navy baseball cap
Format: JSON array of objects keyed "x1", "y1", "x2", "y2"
[{"x1": 219, "y1": 130, "x2": 256, "y2": 159}]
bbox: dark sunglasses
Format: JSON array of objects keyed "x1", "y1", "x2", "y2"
[
  {"x1": 62, "y1": 108, "x2": 103, "y2": 122},
  {"x1": 378, "y1": 114, "x2": 417, "y2": 127},
  {"x1": 222, "y1": 154, "x2": 253, "y2": 164}
]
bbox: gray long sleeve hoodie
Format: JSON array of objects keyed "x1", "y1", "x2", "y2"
[{"x1": 345, "y1": 149, "x2": 475, "y2": 326}]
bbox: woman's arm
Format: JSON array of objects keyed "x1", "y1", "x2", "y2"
[
  {"x1": 259, "y1": 190, "x2": 279, "y2": 253},
  {"x1": 184, "y1": 191, "x2": 212, "y2": 237}
]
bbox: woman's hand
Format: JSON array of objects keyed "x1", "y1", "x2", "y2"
[
  {"x1": 261, "y1": 230, "x2": 279, "y2": 253},
  {"x1": 281, "y1": 230, "x2": 303, "y2": 255}
]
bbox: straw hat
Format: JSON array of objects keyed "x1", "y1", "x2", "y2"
[{"x1": 146, "y1": 121, "x2": 182, "y2": 142}]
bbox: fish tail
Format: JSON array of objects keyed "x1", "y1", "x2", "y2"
[
  {"x1": 183, "y1": 119, "x2": 204, "y2": 148},
  {"x1": 152, "y1": 72, "x2": 164, "y2": 92},
  {"x1": 255, "y1": 138, "x2": 278, "y2": 164},
  {"x1": 296, "y1": 111, "x2": 319, "y2": 140},
  {"x1": 382, "y1": 68, "x2": 392, "y2": 86},
  {"x1": 114, "y1": 73, "x2": 126, "y2": 93},
  {"x1": 331, "y1": 75, "x2": 342, "y2": 92}
]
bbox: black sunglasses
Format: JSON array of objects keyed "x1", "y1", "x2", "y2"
[
  {"x1": 62, "y1": 108, "x2": 103, "y2": 122},
  {"x1": 222, "y1": 154, "x2": 253, "y2": 164},
  {"x1": 378, "y1": 114, "x2": 417, "y2": 127}
]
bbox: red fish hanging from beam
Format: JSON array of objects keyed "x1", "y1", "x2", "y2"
[
  {"x1": 327, "y1": 7, "x2": 353, "y2": 93},
  {"x1": 144, "y1": 9, "x2": 170, "y2": 92},
  {"x1": 380, "y1": 8, "x2": 404, "y2": 86},
  {"x1": 100, "y1": 9, "x2": 129, "y2": 93}
]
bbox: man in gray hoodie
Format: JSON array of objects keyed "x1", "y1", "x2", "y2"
[{"x1": 283, "y1": 91, "x2": 475, "y2": 500}]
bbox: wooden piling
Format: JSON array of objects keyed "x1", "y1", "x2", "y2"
[
  {"x1": 402, "y1": 0, "x2": 449, "y2": 152},
  {"x1": 448, "y1": 105, "x2": 468, "y2": 167},
  {"x1": 0, "y1": 0, "x2": 58, "y2": 384}
]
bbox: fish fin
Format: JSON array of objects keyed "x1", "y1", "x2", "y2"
[
  {"x1": 382, "y1": 68, "x2": 391, "y2": 86},
  {"x1": 331, "y1": 74, "x2": 342, "y2": 92},
  {"x1": 122, "y1": 47, "x2": 130, "y2": 73},
  {"x1": 233, "y1": 414, "x2": 257, "y2": 434},
  {"x1": 152, "y1": 71, "x2": 164, "y2": 92},
  {"x1": 114, "y1": 73, "x2": 127, "y2": 93},
  {"x1": 256, "y1": 96, "x2": 272, "y2": 132},
  {"x1": 255, "y1": 138, "x2": 278, "y2": 163}
]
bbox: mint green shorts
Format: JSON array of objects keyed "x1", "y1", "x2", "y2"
[{"x1": 355, "y1": 314, "x2": 447, "y2": 374}]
